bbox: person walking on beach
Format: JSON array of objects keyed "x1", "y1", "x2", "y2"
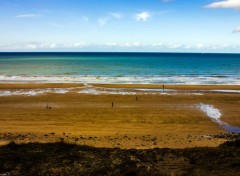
[
  {"x1": 163, "y1": 85, "x2": 165, "y2": 92},
  {"x1": 112, "y1": 102, "x2": 114, "y2": 108},
  {"x1": 46, "y1": 104, "x2": 52, "y2": 109}
]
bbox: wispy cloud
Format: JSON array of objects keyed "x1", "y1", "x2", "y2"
[
  {"x1": 63, "y1": 42, "x2": 86, "y2": 48},
  {"x1": 16, "y1": 13, "x2": 41, "y2": 18},
  {"x1": 1, "y1": 42, "x2": 239, "y2": 51},
  {"x1": 98, "y1": 12, "x2": 122, "y2": 26},
  {"x1": 48, "y1": 23, "x2": 63, "y2": 27},
  {"x1": 152, "y1": 43, "x2": 240, "y2": 51},
  {"x1": 233, "y1": 26, "x2": 240, "y2": 33},
  {"x1": 109, "y1": 12, "x2": 123, "y2": 19},
  {"x1": 103, "y1": 42, "x2": 240, "y2": 51},
  {"x1": 106, "y1": 42, "x2": 144, "y2": 48},
  {"x1": 0, "y1": 42, "x2": 86, "y2": 50},
  {"x1": 204, "y1": 0, "x2": 240, "y2": 10},
  {"x1": 135, "y1": 11, "x2": 151, "y2": 21},
  {"x1": 98, "y1": 17, "x2": 109, "y2": 26}
]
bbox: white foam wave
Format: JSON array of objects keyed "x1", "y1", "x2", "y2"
[
  {"x1": 0, "y1": 88, "x2": 70, "y2": 96},
  {"x1": 198, "y1": 103, "x2": 240, "y2": 133},
  {"x1": 52, "y1": 88, "x2": 69, "y2": 94},
  {"x1": 78, "y1": 88, "x2": 136, "y2": 95},
  {"x1": 211, "y1": 90, "x2": 240, "y2": 93},
  {"x1": 0, "y1": 90, "x2": 45, "y2": 96},
  {"x1": 0, "y1": 75, "x2": 239, "y2": 84},
  {"x1": 198, "y1": 104, "x2": 222, "y2": 120},
  {"x1": 0, "y1": 91, "x2": 12, "y2": 96},
  {"x1": 78, "y1": 89, "x2": 99, "y2": 95},
  {"x1": 0, "y1": 86, "x2": 201, "y2": 96}
]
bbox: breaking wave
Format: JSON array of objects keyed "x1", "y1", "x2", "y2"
[{"x1": 0, "y1": 75, "x2": 239, "y2": 85}]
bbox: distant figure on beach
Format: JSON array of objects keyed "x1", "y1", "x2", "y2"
[
  {"x1": 163, "y1": 85, "x2": 165, "y2": 92},
  {"x1": 46, "y1": 104, "x2": 52, "y2": 109},
  {"x1": 136, "y1": 96, "x2": 138, "y2": 101},
  {"x1": 112, "y1": 102, "x2": 114, "y2": 108}
]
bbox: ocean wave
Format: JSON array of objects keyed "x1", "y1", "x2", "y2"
[
  {"x1": 0, "y1": 86, "x2": 175, "y2": 96},
  {"x1": 0, "y1": 75, "x2": 239, "y2": 84}
]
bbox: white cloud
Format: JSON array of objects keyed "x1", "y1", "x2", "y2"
[
  {"x1": 1, "y1": 42, "x2": 240, "y2": 51},
  {"x1": 109, "y1": 12, "x2": 123, "y2": 19},
  {"x1": 105, "y1": 42, "x2": 144, "y2": 48},
  {"x1": 135, "y1": 11, "x2": 151, "y2": 21},
  {"x1": 151, "y1": 43, "x2": 240, "y2": 51},
  {"x1": 205, "y1": 0, "x2": 240, "y2": 10},
  {"x1": 103, "y1": 42, "x2": 240, "y2": 51},
  {"x1": 105, "y1": 42, "x2": 118, "y2": 47},
  {"x1": 16, "y1": 13, "x2": 41, "y2": 18},
  {"x1": 120, "y1": 42, "x2": 143, "y2": 47},
  {"x1": 0, "y1": 42, "x2": 86, "y2": 50},
  {"x1": 72, "y1": 42, "x2": 86, "y2": 48},
  {"x1": 233, "y1": 26, "x2": 240, "y2": 32},
  {"x1": 152, "y1": 43, "x2": 184, "y2": 49}
]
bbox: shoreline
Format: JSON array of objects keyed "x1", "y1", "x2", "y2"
[
  {"x1": 0, "y1": 83, "x2": 83, "y2": 89},
  {"x1": 0, "y1": 83, "x2": 240, "y2": 90},
  {"x1": 92, "y1": 84, "x2": 240, "y2": 90}
]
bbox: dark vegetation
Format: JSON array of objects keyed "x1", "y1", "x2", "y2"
[{"x1": 0, "y1": 140, "x2": 240, "y2": 176}]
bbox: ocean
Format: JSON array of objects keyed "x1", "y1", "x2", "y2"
[{"x1": 0, "y1": 52, "x2": 239, "y2": 84}]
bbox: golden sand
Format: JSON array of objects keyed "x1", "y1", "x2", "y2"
[{"x1": 0, "y1": 83, "x2": 239, "y2": 149}]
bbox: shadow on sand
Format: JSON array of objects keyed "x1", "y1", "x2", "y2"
[{"x1": 0, "y1": 140, "x2": 240, "y2": 176}]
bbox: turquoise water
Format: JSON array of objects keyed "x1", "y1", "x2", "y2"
[{"x1": 0, "y1": 52, "x2": 239, "y2": 84}]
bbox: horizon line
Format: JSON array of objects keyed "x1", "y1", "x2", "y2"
[{"x1": 0, "y1": 51, "x2": 240, "y2": 54}]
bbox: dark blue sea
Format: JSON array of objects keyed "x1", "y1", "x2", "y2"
[{"x1": 0, "y1": 52, "x2": 239, "y2": 84}]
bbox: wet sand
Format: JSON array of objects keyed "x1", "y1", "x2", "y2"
[
  {"x1": 92, "y1": 84, "x2": 240, "y2": 90},
  {"x1": 0, "y1": 83, "x2": 240, "y2": 149}
]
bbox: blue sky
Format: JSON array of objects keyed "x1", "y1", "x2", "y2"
[{"x1": 0, "y1": 0, "x2": 240, "y2": 52}]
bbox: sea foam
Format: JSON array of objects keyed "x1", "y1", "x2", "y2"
[
  {"x1": 211, "y1": 90, "x2": 240, "y2": 93},
  {"x1": 198, "y1": 104, "x2": 221, "y2": 121},
  {"x1": 0, "y1": 75, "x2": 240, "y2": 84},
  {"x1": 198, "y1": 103, "x2": 240, "y2": 133},
  {"x1": 78, "y1": 88, "x2": 137, "y2": 95},
  {"x1": 0, "y1": 88, "x2": 70, "y2": 97}
]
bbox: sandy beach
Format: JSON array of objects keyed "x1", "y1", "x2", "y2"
[
  {"x1": 2, "y1": 0, "x2": 240, "y2": 173},
  {"x1": 0, "y1": 83, "x2": 239, "y2": 149}
]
